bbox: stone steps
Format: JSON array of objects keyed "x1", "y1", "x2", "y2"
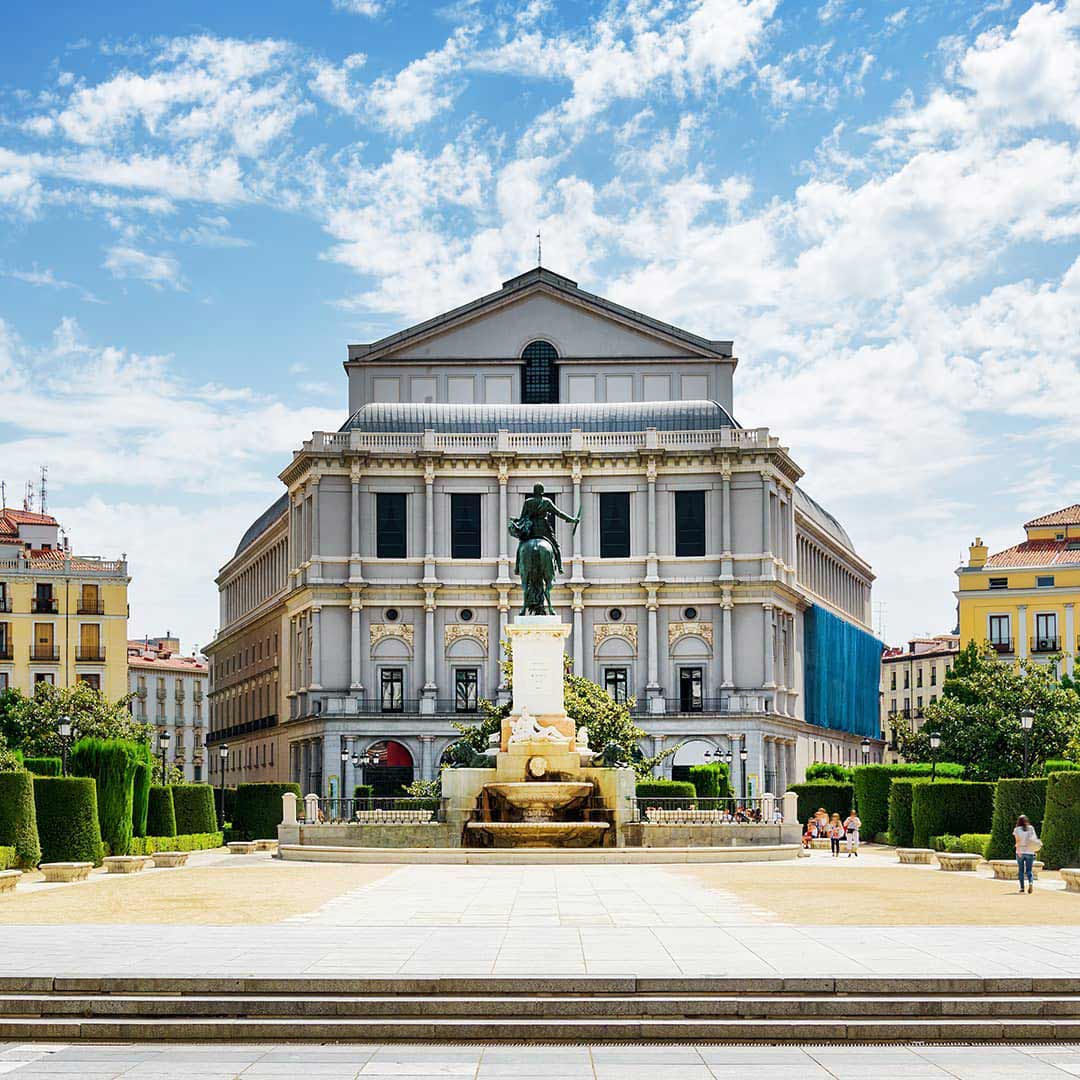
[{"x1": 4, "y1": 977, "x2": 1080, "y2": 1042}]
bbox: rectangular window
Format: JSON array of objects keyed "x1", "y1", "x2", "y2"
[
  {"x1": 77, "y1": 674, "x2": 101, "y2": 690},
  {"x1": 930, "y1": 667, "x2": 937, "y2": 686},
  {"x1": 454, "y1": 668, "x2": 479, "y2": 712},
  {"x1": 679, "y1": 667, "x2": 703, "y2": 712},
  {"x1": 903, "y1": 670, "x2": 909, "y2": 689},
  {"x1": 380, "y1": 668, "x2": 404, "y2": 713},
  {"x1": 34, "y1": 672, "x2": 54, "y2": 686},
  {"x1": 1035, "y1": 613, "x2": 1058, "y2": 651},
  {"x1": 32, "y1": 623, "x2": 55, "y2": 661},
  {"x1": 916, "y1": 668, "x2": 923, "y2": 688},
  {"x1": 376, "y1": 493, "x2": 407, "y2": 558},
  {"x1": 450, "y1": 493, "x2": 482, "y2": 559},
  {"x1": 889, "y1": 698, "x2": 896, "y2": 714},
  {"x1": 0, "y1": 623, "x2": 9, "y2": 659},
  {"x1": 988, "y1": 577, "x2": 1008, "y2": 589},
  {"x1": 1036, "y1": 575, "x2": 1055, "y2": 587},
  {"x1": 890, "y1": 671, "x2": 896, "y2": 690},
  {"x1": 930, "y1": 694, "x2": 937, "y2": 705},
  {"x1": 988, "y1": 615, "x2": 1010, "y2": 648},
  {"x1": 674, "y1": 490, "x2": 706, "y2": 557},
  {"x1": 599, "y1": 492, "x2": 631, "y2": 558},
  {"x1": 0, "y1": 673, "x2": 7, "y2": 691},
  {"x1": 604, "y1": 668, "x2": 629, "y2": 703}
]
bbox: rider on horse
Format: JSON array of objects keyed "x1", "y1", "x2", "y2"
[{"x1": 510, "y1": 483, "x2": 578, "y2": 576}]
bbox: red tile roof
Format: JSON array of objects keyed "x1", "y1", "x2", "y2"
[
  {"x1": 986, "y1": 540, "x2": 1080, "y2": 568},
  {"x1": 2, "y1": 508, "x2": 58, "y2": 526},
  {"x1": 1025, "y1": 505, "x2": 1080, "y2": 528},
  {"x1": 126, "y1": 647, "x2": 207, "y2": 673}
]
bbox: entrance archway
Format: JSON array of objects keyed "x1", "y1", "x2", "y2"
[
  {"x1": 364, "y1": 739, "x2": 415, "y2": 799},
  {"x1": 670, "y1": 738, "x2": 718, "y2": 784}
]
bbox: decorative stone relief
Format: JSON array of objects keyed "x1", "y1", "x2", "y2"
[
  {"x1": 593, "y1": 623, "x2": 638, "y2": 654},
  {"x1": 444, "y1": 623, "x2": 489, "y2": 651},
  {"x1": 668, "y1": 621, "x2": 714, "y2": 649},
  {"x1": 370, "y1": 623, "x2": 414, "y2": 650}
]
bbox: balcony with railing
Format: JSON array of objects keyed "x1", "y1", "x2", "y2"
[
  {"x1": 77, "y1": 600, "x2": 105, "y2": 615},
  {"x1": 75, "y1": 646, "x2": 106, "y2": 663},
  {"x1": 990, "y1": 639, "x2": 1014, "y2": 655},
  {"x1": 31, "y1": 598, "x2": 58, "y2": 614},
  {"x1": 0, "y1": 644, "x2": 12, "y2": 661},
  {"x1": 1031, "y1": 637, "x2": 1061, "y2": 654},
  {"x1": 0, "y1": 598, "x2": 10, "y2": 613},
  {"x1": 30, "y1": 645, "x2": 59, "y2": 662},
  {"x1": 434, "y1": 698, "x2": 483, "y2": 715}
]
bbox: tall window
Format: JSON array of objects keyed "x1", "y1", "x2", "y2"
[
  {"x1": 380, "y1": 668, "x2": 404, "y2": 713},
  {"x1": 1035, "y1": 613, "x2": 1058, "y2": 651},
  {"x1": 679, "y1": 668, "x2": 704, "y2": 712},
  {"x1": 674, "y1": 490, "x2": 707, "y2": 557},
  {"x1": 521, "y1": 340, "x2": 559, "y2": 403},
  {"x1": 450, "y1": 493, "x2": 482, "y2": 559},
  {"x1": 604, "y1": 668, "x2": 629, "y2": 703},
  {"x1": 455, "y1": 668, "x2": 479, "y2": 712},
  {"x1": 376, "y1": 493, "x2": 407, "y2": 558},
  {"x1": 599, "y1": 492, "x2": 631, "y2": 558},
  {"x1": 988, "y1": 615, "x2": 1011, "y2": 650}
]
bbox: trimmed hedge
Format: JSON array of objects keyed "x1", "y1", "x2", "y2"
[
  {"x1": 805, "y1": 763, "x2": 852, "y2": 782},
  {"x1": 0, "y1": 770, "x2": 40, "y2": 868},
  {"x1": 70, "y1": 737, "x2": 139, "y2": 857},
  {"x1": 1042, "y1": 771, "x2": 1080, "y2": 870},
  {"x1": 233, "y1": 783, "x2": 301, "y2": 841},
  {"x1": 987, "y1": 778, "x2": 1048, "y2": 860},
  {"x1": 1043, "y1": 759, "x2": 1080, "y2": 774},
  {"x1": 636, "y1": 780, "x2": 697, "y2": 808},
  {"x1": 887, "y1": 779, "x2": 929, "y2": 847},
  {"x1": 128, "y1": 832, "x2": 224, "y2": 855},
  {"x1": 146, "y1": 786, "x2": 177, "y2": 838},
  {"x1": 23, "y1": 756, "x2": 62, "y2": 776},
  {"x1": 912, "y1": 781, "x2": 995, "y2": 849},
  {"x1": 170, "y1": 784, "x2": 218, "y2": 835},
  {"x1": 688, "y1": 762, "x2": 732, "y2": 800},
  {"x1": 223, "y1": 786, "x2": 238, "y2": 826},
  {"x1": 132, "y1": 762, "x2": 150, "y2": 838},
  {"x1": 0, "y1": 846, "x2": 14, "y2": 871},
  {"x1": 851, "y1": 763, "x2": 965, "y2": 841},
  {"x1": 932, "y1": 833, "x2": 990, "y2": 855},
  {"x1": 33, "y1": 776, "x2": 104, "y2": 865},
  {"x1": 787, "y1": 782, "x2": 854, "y2": 824}
]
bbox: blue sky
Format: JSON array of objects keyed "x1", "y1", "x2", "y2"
[{"x1": 1, "y1": 0, "x2": 1079, "y2": 654}]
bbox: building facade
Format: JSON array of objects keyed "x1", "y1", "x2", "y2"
[
  {"x1": 207, "y1": 269, "x2": 882, "y2": 798},
  {"x1": 880, "y1": 634, "x2": 960, "y2": 762},
  {"x1": 0, "y1": 507, "x2": 129, "y2": 699},
  {"x1": 127, "y1": 640, "x2": 208, "y2": 782},
  {"x1": 957, "y1": 506, "x2": 1080, "y2": 676}
]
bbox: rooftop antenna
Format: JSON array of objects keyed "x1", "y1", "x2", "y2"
[
  {"x1": 0, "y1": 481, "x2": 6, "y2": 510},
  {"x1": 38, "y1": 465, "x2": 47, "y2": 515},
  {"x1": 22, "y1": 481, "x2": 33, "y2": 513},
  {"x1": 536, "y1": 229, "x2": 541, "y2": 266},
  {"x1": 874, "y1": 601, "x2": 887, "y2": 642}
]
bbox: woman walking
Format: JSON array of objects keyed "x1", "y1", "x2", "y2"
[
  {"x1": 843, "y1": 810, "x2": 862, "y2": 857},
  {"x1": 1013, "y1": 815, "x2": 1041, "y2": 894}
]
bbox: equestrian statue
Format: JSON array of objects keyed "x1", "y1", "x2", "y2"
[{"x1": 508, "y1": 483, "x2": 580, "y2": 615}]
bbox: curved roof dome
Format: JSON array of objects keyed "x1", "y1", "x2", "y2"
[
  {"x1": 234, "y1": 493, "x2": 289, "y2": 558},
  {"x1": 343, "y1": 400, "x2": 737, "y2": 434},
  {"x1": 795, "y1": 487, "x2": 854, "y2": 551}
]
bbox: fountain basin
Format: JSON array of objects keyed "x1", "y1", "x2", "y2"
[
  {"x1": 485, "y1": 781, "x2": 593, "y2": 821},
  {"x1": 467, "y1": 821, "x2": 609, "y2": 848}
]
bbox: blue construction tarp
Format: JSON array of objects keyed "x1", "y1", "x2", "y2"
[{"x1": 803, "y1": 604, "x2": 883, "y2": 738}]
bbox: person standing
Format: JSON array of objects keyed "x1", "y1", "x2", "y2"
[
  {"x1": 828, "y1": 813, "x2": 844, "y2": 858},
  {"x1": 1013, "y1": 815, "x2": 1041, "y2": 894},
  {"x1": 844, "y1": 811, "x2": 862, "y2": 858}
]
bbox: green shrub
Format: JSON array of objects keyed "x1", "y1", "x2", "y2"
[
  {"x1": 132, "y1": 762, "x2": 150, "y2": 838},
  {"x1": 636, "y1": 780, "x2": 697, "y2": 808},
  {"x1": 887, "y1": 778, "x2": 930, "y2": 847},
  {"x1": 805, "y1": 762, "x2": 852, "y2": 782},
  {"x1": 911, "y1": 781, "x2": 995, "y2": 849},
  {"x1": 170, "y1": 784, "x2": 218, "y2": 834},
  {"x1": 391, "y1": 798, "x2": 440, "y2": 812},
  {"x1": 22, "y1": 757, "x2": 62, "y2": 776},
  {"x1": 956, "y1": 833, "x2": 991, "y2": 856},
  {"x1": 223, "y1": 786, "x2": 238, "y2": 825},
  {"x1": 987, "y1": 778, "x2": 1048, "y2": 860},
  {"x1": 850, "y1": 764, "x2": 963, "y2": 841},
  {"x1": 930, "y1": 834, "x2": 957, "y2": 852},
  {"x1": 1043, "y1": 759, "x2": 1080, "y2": 774},
  {"x1": 0, "y1": 770, "x2": 41, "y2": 868},
  {"x1": 127, "y1": 832, "x2": 224, "y2": 855},
  {"x1": 787, "y1": 782, "x2": 854, "y2": 824},
  {"x1": 1042, "y1": 771, "x2": 1080, "y2": 870},
  {"x1": 146, "y1": 786, "x2": 177, "y2": 838},
  {"x1": 33, "y1": 776, "x2": 104, "y2": 864},
  {"x1": 0, "y1": 846, "x2": 14, "y2": 871},
  {"x1": 688, "y1": 762, "x2": 732, "y2": 800},
  {"x1": 233, "y1": 783, "x2": 301, "y2": 840},
  {"x1": 69, "y1": 737, "x2": 140, "y2": 857}
]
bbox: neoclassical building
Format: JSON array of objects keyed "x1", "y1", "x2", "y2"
[{"x1": 206, "y1": 269, "x2": 882, "y2": 799}]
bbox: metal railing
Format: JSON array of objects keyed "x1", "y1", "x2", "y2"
[
  {"x1": 0, "y1": 646, "x2": 11, "y2": 661},
  {"x1": 0, "y1": 598, "x2": 10, "y2": 613},
  {"x1": 30, "y1": 646, "x2": 59, "y2": 661},
  {"x1": 1031, "y1": 637, "x2": 1060, "y2": 654},
  {"x1": 76, "y1": 647, "x2": 106, "y2": 662},
  {"x1": 32, "y1": 598, "x2": 58, "y2": 614},
  {"x1": 314, "y1": 796, "x2": 443, "y2": 824},
  {"x1": 434, "y1": 698, "x2": 483, "y2": 714},
  {"x1": 635, "y1": 797, "x2": 778, "y2": 824},
  {"x1": 77, "y1": 601, "x2": 105, "y2": 615},
  {"x1": 990, "y1": 639, "x2": 1014, "y2": 654}
]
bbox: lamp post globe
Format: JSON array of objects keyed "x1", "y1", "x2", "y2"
[
  {"x1": 739, "y1": 743, "x2": 748, "y2": 801},
  {"x1": 57, "y1": 715, "x2": 72, "y2": 776},
  {"x1": 1020, "y1": 710, "x2": 1035, "y2": 777},
  {"x1": 158, "y1": 728, "x2": 171, "y2": 783},
  {"x1": 860, "y1": 737, "x2": 870, "y2": 764},
  {"x1": 929, "y1": 733, "x2": 941, "y2": 781}
]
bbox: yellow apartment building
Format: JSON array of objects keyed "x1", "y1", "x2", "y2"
[
  {"x1": 956, "y1": 504, "x2": 1079, "y2": 677},
  {"x1": 0, "y1": 507, "x2": 130, "y2": 700}
]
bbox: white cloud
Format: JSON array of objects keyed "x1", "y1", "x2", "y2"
[
  {"x1": 0, "y1": 264, "x2": 102, "y2": 303},
  {"x1": 103, "y1": 244, "x2": 183, "y2": 289},
  {"x1": 332, "y1": 0, "x2": 384, "y2": 14},
  {"x1": 179, "y1": 214, "x2": 251, "y2": 247}
]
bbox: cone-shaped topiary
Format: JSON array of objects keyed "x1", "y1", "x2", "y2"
[
  {"x1": 1042, "y1": 771, "x2": 1080, "y2": 870},
  {"x1": 986, "y1": 778, "x2": 1047, "y2": 860},
  {"x1": 33, "y1": 776, "x2": 104, "y2": 864},
  {"x1": 0, "y1": 770, "x2": 41, "y2": 868},
  {"x1": 131, "y1": 744, "x2": 153, "y2": 838},
  {"x1": 146, "y1": 786, "x2": 177, "y2": 838},
  {"x1": 69, "y1": 737, "x2": 139, "y2": 857}
]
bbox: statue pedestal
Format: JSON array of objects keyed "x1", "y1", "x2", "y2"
[{"x1": 502, "y1": 615, "x2": 574, "y2": 752}]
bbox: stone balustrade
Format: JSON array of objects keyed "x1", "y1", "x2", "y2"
[
  {"x1": 1061, "y1": 869, "x2": 1080, "y2": 893},
  {"x1": 645, "y1": 808, "x2": 724, "y2": 824},
  {"x1": 40, "y1": 862, "x2": 93, "y2": 883},
  {"x1": 150, "y1": 852, "x2": 189, "y2": 868},
  {"x1": 0, "y1": 870, "x2": 19, "y2": 894},
  {"x1": 897, "y1": 849, "x2": 936, "y2": 865},
  {"x1": 937, "y1": 852, "x2": 982, "y2": 872},
  {"x1": 355, "y1": 809, "x2": 434, "y2": 824},
  {"x1": 104, "y1": 856, "x2": 151, "y2": 874},
  {"x1": 988, "y1": 859, "x2": 1044, "y2": 881}
]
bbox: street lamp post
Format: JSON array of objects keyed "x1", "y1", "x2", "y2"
[
  {"x1": 739, "y1": 741, "x2": 748, "y2": 801},
  {"x1": 340, "y1": 738, "x2": 350, "y2": 807},
  {"x1": 929, "y1": 733, "x2": 941, "y2": 782},
  {"x1": 58, "y1": 715, "x2": 72, "y2": 777},
  {"x1": 861, "y1": 737, "x2": 870, "y2": 766},
  {"x1": 1020, "y1": 710, "x2": 1035, "y2": 778},
  {"x1": 218, "y1": 743, "x2": 229, "y2": 828},
  {"x1": 158, "y1": 728, "x2": 171, "y2": 784}
]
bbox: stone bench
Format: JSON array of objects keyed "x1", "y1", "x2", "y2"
[
  {"x1": 937, "y1": 852, "x2": 982, "y2": 872},
  {"x1": 104, "y1": 856, "x2": 152, "y2": 875},
  {"x1": 253, "y1": 839, "x2": 278, "y2": 853},
  {"x1": 150, "y1": 851, "x2": 189, "y2": 868},
  {"x1": 354, "y1": 810, "x2": 433, "y2": 825},
  {"x1": 897, "y1": 848, "x2": 936, "y2": 865},
  {"x1": 40, "y1": 862, "x2": 93, "y2": 883},
  {"x1": 227, "y1": 841, "x2": 257, "y2": 855},
  {"x1": 988, "y1": 859, "x2": 1044, "y2": 881},
  {"x1": 0, "y1": 870, "x2": 20, "y2": 894},
  {"x1": 1061, "y1": 868, "x2": 1080, "y2": 893}
]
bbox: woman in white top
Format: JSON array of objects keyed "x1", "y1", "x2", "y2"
[
  {"x1": 1013, "y1": 815, "x2": 1041, "y2": 894},
  {"x1": 843, "y1": 812, "x2": 862, "y2": 857}
]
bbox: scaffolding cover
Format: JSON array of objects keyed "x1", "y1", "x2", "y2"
[{"x1": 803, "y1": 604, "x2": 883, "y2": 738}]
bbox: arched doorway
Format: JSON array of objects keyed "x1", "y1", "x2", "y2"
[
  {"x1": 670, "y1": 738, "x2": 718, "y2": 784},
  {"x1": 364, "y1": 739, "x2": 414, "y2": 799}
]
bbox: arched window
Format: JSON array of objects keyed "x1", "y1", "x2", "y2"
[{"x1": 521, "y1": 340, "x2": 559, "y2": 403}]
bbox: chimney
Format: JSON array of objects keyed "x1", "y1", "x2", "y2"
[{"x1": 968, "y1": 537, "x2": 988, "y2": 568}]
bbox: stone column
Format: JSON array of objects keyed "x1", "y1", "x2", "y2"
[
  {"x1": 651, "y1": 734, "x2": 666, "y2": 778},
  {"x1": 720, "y1": 468, "x2": 733, "y2": 578},
  {"x1": 498, "y1": 467, "x2": 509, "y2": 570},
  {"x1": 1018, "y1": 604, "x2": 1028, "y2": 659},
  {"x1": 310, "y1": 478, "x2": 321, "y2": 581},
  {"x1": 776, "y1": 739, "x2": 788, "y2": 794},
  {"x1": 424, "y1": 461, "x2": 435, "y2": 576},
  {"x1": 571, "y1": 466, "x2": 582, "y2": 567},
  {"x1": 281, "y1": 791, "x2": 297, "y2": 826},
  {"x1": 646, "y1": 458, "x2": 658, "y2": 580},
  {"x1": 721, "y1": 598, "x2": 734, "y2": 689},
  {"x1": 760, "y1": 472, "x2": 773, "y2": 578},
  {"x1": 421, "y1": 588, "x2": 437, "y2": 713},
  {"x1": 763, "y1": 604, "x2": 776, "y2": 689},
  {"x1": 572, "y1": 587, "x2": 584, "y2": 676},
  {"x1": 310, "y1": 607, "x2": 322, "y2": 690},
  {"x1": 787, "y1": 741, "x2": 798, "y2": 787},
  {"x1": 304, "y1": 792, "x2": 319, "y2": 822},
  {"x1": 350, "y1": 472, "x2": 363, "y2": 583},
  {"x1": 419, "y1": 734, "x2": 434, "y2": 780},
  {"x1": 350, "y1": 604, "x2": 363, "y2": 691},
  {"x1": 646, "y1": 587, "x2": 663, "y2": 712},
  {"x1": 1066, "y1": 603, "x2": 1076, "y2": 676}
]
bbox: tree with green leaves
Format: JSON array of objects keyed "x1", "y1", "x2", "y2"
[
  {"x1": 0, "y1": 682, "x2": 148, "y2": 758},
  {"x1": 895, "y1": 641, "x2": 1080, "y2": 781}
]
